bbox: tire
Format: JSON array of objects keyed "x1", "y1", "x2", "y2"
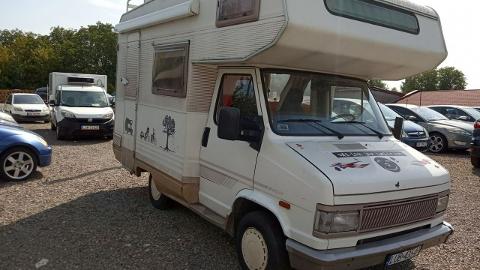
[
  {"x1": 56, "y1": 126, "x2": 65, "y2": 140},
  {"x1": 0, "y1": 147, "x2": 38, "y2": 181},
  {"x1": 429, "y1": 133, "x2": 448, "y2": 153},
  {"x1": 149, "y1": 174, "x2": 174, "y2": 210},
  {"x1": 472, "y1": 156, "x2": 480, "y2": 168},
  {"x1": 236, "y1": 211, "x2": 291, "y2": 270}
]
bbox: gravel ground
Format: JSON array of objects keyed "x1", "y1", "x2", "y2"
[{"x1": 0, "y1": 123, "x2": 479, "y2": 270}]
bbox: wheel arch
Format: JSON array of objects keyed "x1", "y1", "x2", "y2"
[{"x1": 226, "y1": 189, "x2": 291, "y2": 238}]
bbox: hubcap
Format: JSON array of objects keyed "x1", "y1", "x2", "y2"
[
  {"x1": 429, "y1": 135, "x2": 444, "y2": 153},
  {"x1": 150, "y1": 178, "x2": 161, "y2": 200},
  {"x1": 3, "y1": 151, "x2": 34, "y2": 180},
  {"x1": 241, "y1": 227, "x2": 268, "y2": 270}
]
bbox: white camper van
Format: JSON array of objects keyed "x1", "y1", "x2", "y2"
[
  {"x1": 49, "y1": 72, "x2": 114, "y2": 140},
  {"x1": 113, "y1": 0, "x2": 453, "y2": 269}
]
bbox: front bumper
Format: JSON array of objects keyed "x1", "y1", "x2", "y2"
[
  {"x1": 287, "y1": 222, "x2": 453, "y2": 270},
  {"x1": 38, "y1": 147, "x2": 52, "y2": 167},
  {"x1": 57, "y1": 118, "x2": 114, "y2": 137}
]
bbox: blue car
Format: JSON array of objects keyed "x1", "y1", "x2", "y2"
[
  {"x1": 0, "y1": 123, "x2": 52, "y2": 181},
  {"x1": 378, "y1": 103, "x2": 430, "y2": 151}
]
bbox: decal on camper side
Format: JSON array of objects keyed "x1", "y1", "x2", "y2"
[
  {"x1": 140, "y1": 127, "x2": 157, "y2": 145},
  {"x1": 162, "y1": 115, "x2": 176, "y2": 152},
  {"x1": 124, "y1": 118, "x2": 134, "y2": 135}
]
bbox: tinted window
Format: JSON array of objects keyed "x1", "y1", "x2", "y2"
[
  {"x1": 324, "y1": 0, "x2": 419, "y2": 34},
  {"x1": 389, "y1": 106, "x2": 419, "y2": 120},
  {"x1": 215, "y1": 74, "x2": 258, "y2": 125},
  {"x1": 463, "y1": 107, "x2": 480, "y2": 121},
  {"x1": 411, "y1": 107, "x2": 448, "y2": 121},
  {"x1": 60, "y1": 91, "x2": 108, "y2": 107},
  {"x1": 379, "y1": 103, "x2": 401, "y2": 121},
  {"x1": 152, "y1": 43, "x2": 189, "y2": 97},
  {"x1": 216, "y1": 0, "x2": 261, "y2": 27},
  {"x1": 13, "y1": 95, "x2": 44, "y2": 104}
]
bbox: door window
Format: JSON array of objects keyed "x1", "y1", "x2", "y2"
[{"x1": 215, "y1": 74, "x2": 259, "y2": 126}]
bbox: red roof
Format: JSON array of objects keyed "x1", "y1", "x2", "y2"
[{"x1": 396, "y1": 90, "x2": 480, "y2": 107}]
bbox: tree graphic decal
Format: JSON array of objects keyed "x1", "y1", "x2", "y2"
[{"x1": 162, "y1": 115, "x2": 176, "y2": 152}]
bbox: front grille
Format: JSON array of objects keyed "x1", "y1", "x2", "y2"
[
  {"x1": 407, "y1": 131, "x2": 427, "y2": 138},
  {"x1": 72, "y1": 118, "x2": 110, "y2": 124},
  {"x1": 25, "y1": 109, "x2": 41, "y2": 112},
  {"x1": 360, "y1": 197, "x2": 438, "y2": 232}
]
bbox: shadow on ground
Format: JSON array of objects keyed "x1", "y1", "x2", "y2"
[
  {"x1": 32, "y1": 128, "x2": 110, "y2": 146},
  {"x1": 0, "y1": 171, "x2": 44, "y2": 187},
  {"x1": 0, "y1": 187, "x2": 239, "y2": 270}
]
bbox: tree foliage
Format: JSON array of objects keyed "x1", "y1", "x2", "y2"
[
  {"x1": 401, "y1": 67, "x2": 466, "y2": 93},
  {"x1": 368, "y1": 80, "x2": 388, "y2": 89},
  {"x1": 0, "y1": 23, "x2": 117, "y2": 92}
]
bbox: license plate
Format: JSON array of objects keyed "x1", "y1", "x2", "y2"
[
  {"x1": 386, "y1": 246, "x2": 422, "y2": 266},
  {"x1": 81, "y1": 125, "x2": 100, "y2": 131},
  {"x1": 416, "y1": 142, "x2": 428, "y2": 147},
  {"x1": 27, "y1": 112, "x2": 40, "y2": 116}
]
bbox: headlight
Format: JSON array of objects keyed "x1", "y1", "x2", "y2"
[
  {"x1": 314, "y1": 209, "x2": 360, "y2": 234},
  {"x1": 61, "y1": 110, "x2": 76, "y2": 118},
  {"x1": 37, "y1": 136, "x2": 49, "y2": 147},
  {"x1": 103, "y1": 112, "x2": 114, "y2": 119},
  {"x1": 436, "y1": 195, "x2": 449, "y2": 213},
  {"x1": 13, "y1": 106, "x2": 23, "y2": 112}
]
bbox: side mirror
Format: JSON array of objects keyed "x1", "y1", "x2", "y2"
[
  {"x1": 406, "y1": 115, "x2": 418, "y2": 122},
  {"x1": 49, "y1": 100, "x2": 56, "y2": 106},
  {"x1": 218, "y1": 107, "x2": 241, "y2": 140},
  {"x1": 393, "y1": 117, "x2": 404, "y2": 140},
  {"x1": 458, "y1": 115, "x2": 468, "y2": 121}
]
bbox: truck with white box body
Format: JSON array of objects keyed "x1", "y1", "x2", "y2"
[
  {"x1": 48, "y1": 72, "x2": 114, "y2": 140},
  {"x1": 113, "y1": 0, "x2": 453, "y2": 269}
]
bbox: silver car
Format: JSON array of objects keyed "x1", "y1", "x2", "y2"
[
  {"x1": 428, "y1": 105, "x2": 480, "y2": 124},
  {"x1": 387, "y1": 104, "x2": 473, "y2": 153}
]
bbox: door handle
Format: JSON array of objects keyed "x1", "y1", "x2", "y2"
[{"x1": 202, "y1": 127, "x2": 211, "y2": 147}]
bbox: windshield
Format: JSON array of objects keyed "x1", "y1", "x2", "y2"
[
  {"x1": 262, "y1": 70, "x2": 391, "y2": 137},
  {"x1": 379, "y1": 103, "x2": 401, "y2": 121},
  {"x1": 13, "y1": 95, "x2": 44, "y2": 104},
  {"x1": 463, "y1": 107, "x2": 480, "y2": 120},
  {"x1": 60, "y1": 91, "x2": 108, "y2": 107},
  {"x1": 411, "y1": 107, "x2": 448, "y2": 121}
]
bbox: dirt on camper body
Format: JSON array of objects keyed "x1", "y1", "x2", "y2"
[{"x1": 0, "y1": 123, "x2": 479, "y2": 270}]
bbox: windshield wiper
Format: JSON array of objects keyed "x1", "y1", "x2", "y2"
[
  {"x1": 277, "y1": 119, "x2": 344, "y2": 139},
  {"x1": 334, "y1": 121, "x2": 384, "y2": 139}
]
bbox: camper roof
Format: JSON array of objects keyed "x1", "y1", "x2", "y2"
[{"x1": 116, "y1": 0, "x2": 447, "y2": 80}]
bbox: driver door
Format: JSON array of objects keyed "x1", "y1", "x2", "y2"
[{"x1": 199, "y1": 68, "x2": 263, "y2": 217}]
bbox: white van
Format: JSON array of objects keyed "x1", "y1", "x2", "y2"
[
  {"x1": 48, "y1": 73, "x2": 114, "y2": 140},
  {"x1": 113, "y1": 0, "x2": 453, "y2": 269}
]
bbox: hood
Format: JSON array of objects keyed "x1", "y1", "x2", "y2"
[
  {"x1": 0, "y1": 124, "x2": 28, "y2": 136},
  {"x1": 387, "y1": 120, "x2": 424, "y2": 133},
  {"x1": 60, "y1": 106, "x2": 113, "y2": 118},
  {"x1": 14, "y1": 103, "x2": 48, "y2": 111},
  {"x1": 287, "y1": 141, "x2": 449, "y2": 196},
  {"x1": 430, "y1": 119, "x2": 474, "y2": 132}
]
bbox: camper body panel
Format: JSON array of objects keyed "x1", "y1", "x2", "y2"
[{"x1": 113, "y1": 0, "x2": 452, "y2": 269}]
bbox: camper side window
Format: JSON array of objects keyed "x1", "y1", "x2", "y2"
[
  {"x1": 216, "y1": 0, "x2": 261, "y2": 28},
  {"x1": 215, "y1": 74, "x2": 259, "y2": 125},
  {"x1": 152, "y1": 43, "x2": 189, "y2": 98}
]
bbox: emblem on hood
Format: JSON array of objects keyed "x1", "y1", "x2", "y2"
[{"x1": 374, "y1": 157, "x2": 401, "y2": 173}]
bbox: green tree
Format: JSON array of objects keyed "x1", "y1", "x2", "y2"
[
  {"x1": 401, "y1": 67, "x2": 466, "y2": 93},
  {"x1": 437, "y1": 67, "x2": 466, "y2": 90},
  {"x1": 368, "y1": 80, "x2": 388, "y2": 89}
]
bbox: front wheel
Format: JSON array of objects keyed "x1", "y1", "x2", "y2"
[
  {"x1": 0, "y1": 147, "x2": 37, "y2": 181},
  {"x1": 149, "y1": 174, "x2": 174, "y2": 210},
  {"x1": 429, "y1": 133, "x2": 447, "y2": 153},
  {"x1": 236, "y1": 211, "x2": 291, "y2": 270}
]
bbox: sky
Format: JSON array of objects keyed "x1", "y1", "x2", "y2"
[{"x1": 0, "y1": 0, "x2": 478, "y2": 90}]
